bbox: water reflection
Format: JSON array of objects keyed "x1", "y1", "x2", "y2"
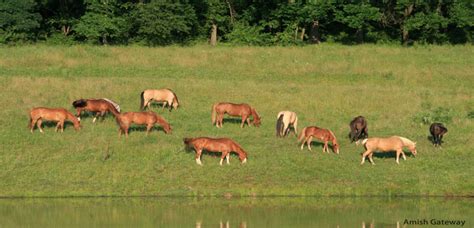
[{"x1": 0, "y1": 197, "x2": 471, "y2": 227}]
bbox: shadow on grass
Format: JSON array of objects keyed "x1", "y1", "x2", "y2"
[
  {"x1": 31, "y1": 121, "x2": 76, "y2": 131},
  {"x1": 219, "y1": 118, "x2": 258, "y2": 127},
  {"x1": 303, "y1": 141, "x2": 335, "y2": 149},
  {"x1": 309, "y1": 141, "x2": 324, "y2": 149},
  {"x1": 127, "y1": 125, "x2": 167, "y2": 134},
  {"x1": 427, "y1": 135, "x2": 445, "y2": 146},
  {"x1": 77, "y1": 112, "x2": 116, "y2": 122},
  {"x1": 143, "y1": 102, "x2": 172, "y2": 111},
  {"x1": 371, "y1": 151, "x2": 416, "y2": 159},
  {"x1": 427, "y1": 135, "x2": 434, "y2": 144}
]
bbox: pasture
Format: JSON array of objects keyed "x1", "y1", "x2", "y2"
[{"x1": 0, "y1": 44, "x2": 472, "y2": 197}]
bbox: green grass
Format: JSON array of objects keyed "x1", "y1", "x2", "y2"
[{"x1": 0, "y1": 44, "x2": 473, "y2": 197}]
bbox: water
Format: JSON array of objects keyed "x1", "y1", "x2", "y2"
[{"x1": 0, "y1": 197, "x2": 472, "y2": 227}]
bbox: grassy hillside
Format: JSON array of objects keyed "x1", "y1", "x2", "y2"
[{"x1": 0, "y1": 44, "x2": 473, "y2": 197}]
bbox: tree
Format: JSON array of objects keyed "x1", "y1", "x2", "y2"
[
  {"x1": 1, "y1": 0, "x2": 473, "y2": 45},
  {"x1": 447, "y1": 0, "x2": 474, "y2": 43},
  {"x1": 39, "y1": 0, "x2": 86, "y2": 37},
  {"x1": 400, "y1": 1, "x2": 451, "y2": 44},
  {"x1": 335, "y1": 3, "x2": 381, "y2": 43},
  {"x1": 268, "y1": 2, "x2": 307, "y2": 44},
  {"x1": 205, "y1": 0, "x2": 229, "y2": 46},
  {"x1": 132, "y1": 1, "x2": 197, "y2": 45},
  {"x1": 303, "y1": 1, "x2": 335, "y2": 44},
  {"x1": 0, "y1": 0, "x2": 41, "y2": 43},
  {"x1": 74, "y1": 0, "x2": 126, "y2": 44}
]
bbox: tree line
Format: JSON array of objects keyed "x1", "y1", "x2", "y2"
[{"x1": 1, "y1": 0, "x2": 472, "y2": 46}]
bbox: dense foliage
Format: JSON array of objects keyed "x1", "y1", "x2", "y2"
[{"x1": 1, "y1": 0, "x2": 473, "y2": 45}]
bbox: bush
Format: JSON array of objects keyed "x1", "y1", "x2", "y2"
[
  {"x1": 43, "y1": 33, "x2": 77, "y2": 45},
  {"x1": 271, "y1": 24, "x2": 304, "y2": 46},
  {"x1": 467, "y1": 111, "x2": 474, "y2": 119},
  {"x1": 225, "y1": 23, "x2": 271, "y2": 46},
  {"x1": 0, "y1": 0, "x2": 41, "y2": 44},
  {"x1": 414, "y1": 107, "x2": 454, "y2": 125},
  {"x1": 132, "y1": 1, "x2": 197, "y2": 46}
]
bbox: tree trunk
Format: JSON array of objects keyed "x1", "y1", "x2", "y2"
[
  {"x1": 102, "y1": 35, "x2": 108, "y2": 45},
  {"x1": 210, "y1": 23, "x2": 217, "y2": 46},
  {"x1": 402, "y1": 3, "x2": 414, "y2": 45},
  {"x1": 310, "y1": 20, "x2": 320, "y2": 44},
  {"x1": 225, "y1": 0, "x2": 236, "y2": 24},
  {"x1": 62, "y1": 25, "x2": 71, "y2": 36},
  {"x1": 300, "y1": 28, "x2": 305, "y2": 41},
  {"x1": 356, "y1": 28, "x2": 364, "y2": 43},
  {"x1": 294, "y1": 27, "x2": 298, "y2": 41},
  {"x1": 402, "y1": 28, "x2": 409, "y2": 44}
]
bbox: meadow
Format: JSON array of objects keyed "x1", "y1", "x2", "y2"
[{"x1": 0, "y1": 44, "x2": 472, "y2": 197}]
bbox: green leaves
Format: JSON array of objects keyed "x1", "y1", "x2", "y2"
[
  {"x1": 225, "y1": 22, "x2": 271, "y2": 45},
  {"x1": 0, "y1": 0, "x2": 41, "y2": 43},
  {"x1": 335, "y1": 4, "x2": 381, "y2": 30},
  {"x1": 74, "y1": 0, "x2": 126, "y2": 44},
  {"x1": 133, "y1": 1, "x2": 197, "y2": 45},
  {"x1": 1, "y1": 0, "x2": 473, "y2": 45}
]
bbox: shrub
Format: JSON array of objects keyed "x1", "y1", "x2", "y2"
[
  {"x1": 467, "y1": 111, "x2": 474, "y2": 119},
  {"x1": 414, "y1": 107, "x2": 454, "y2": 125},
  {"x1": 225, "y1": 22, "x2": 271, "y2": 46}
]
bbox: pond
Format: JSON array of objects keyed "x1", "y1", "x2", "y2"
[{"x1": 0, "y1": 197, "x2": 472, "y2": 227}]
